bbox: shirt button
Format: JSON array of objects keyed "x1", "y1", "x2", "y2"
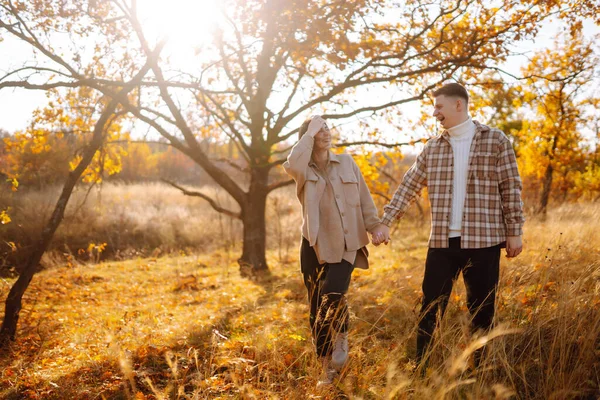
[
  {"x1": 341, "y1": 212, "x2": 345, "y2": 216},
  {"x1": 344, "y1": 229, "x2": 349, "y2": 234},
  {"x1": 336, "y1": 195, "x2": 340, "y2": 199}
]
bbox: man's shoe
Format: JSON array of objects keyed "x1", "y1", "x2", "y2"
[{"x1": 331, "y1": 332, "x2": 349, "y2": 371}]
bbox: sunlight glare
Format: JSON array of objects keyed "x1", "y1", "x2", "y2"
[{"x1": 137, "y1": 0, "x2": 221, "y2": 56}]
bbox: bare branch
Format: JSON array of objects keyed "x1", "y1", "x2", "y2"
[
  {"x1": 372, "y1": 191, "x2": 392, "y2": 202},
  {"x1": 210, "y1": 157, "x2": 249, "y2": 173},
  {"x1": 271, "y1": 143, "x2": 294, "y2": 155},
  {"x1": 215, "y1": 31, "x2": 252, "y2": 112},
  {"x1": 162, "y1": 179, "x2": 241, "y2": 219},
  {"x1": 267, "y1": 179, "x2": 294, "y2": 193},
  {"x1": 376, "y1": 166, "x2": 399, "y2": 184},
  {"x1": 223, "y1": 12, "x2": 253, "y2": 98},
  {"x1": 197, "y1": 90, "x2": 252, "y2": 149},
  {"x1": 265, "y1": 157, "x2": 288, "y2": 168},
  {"x1": 126, "y1": 3, "x2": 248, "y2": 206},
  {"x1": 110, "y1": 139, "x2": 172, "y2": 147},
  {"x1": 0, "y1": 80, "x2": 80, "y2": 90},
  {"x1": 321, "y1": 89, "x2": 435, "y2": 122},
  {"x1": 0, "y1": 65, "x2": 71, "y2": 82},
  {"x1": 138, "y1": 107, "x2": 177, "y2": 126},
  {"x1": 335, "y1": 138, "x2": 427, "y2": 149}
]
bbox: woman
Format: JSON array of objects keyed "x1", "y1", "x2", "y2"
[{"x1": 283, "y1": 115, "x2": 387, "y2": 387}]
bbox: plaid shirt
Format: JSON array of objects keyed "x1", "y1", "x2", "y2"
[{"x1": 382, "y1": 121, "x2": 525, "y2": 249}]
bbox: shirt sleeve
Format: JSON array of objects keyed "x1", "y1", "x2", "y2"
[
  {"x1": 497, "y1": 134, "x2": 525, "y2": 236},
  {"x1": 381, "y1": 143, "x2": 429, "y2": 226},
  {"x1": 283, "y1": 134, "x2": 314, "y2": 197}
]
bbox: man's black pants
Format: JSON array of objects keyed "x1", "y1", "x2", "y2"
[
  {"x1": 300, "y1": 237, "x2": 354, "y2": 358},
  {"x1": 417, "y1": 237, "x2": 501, "y2": 364}
]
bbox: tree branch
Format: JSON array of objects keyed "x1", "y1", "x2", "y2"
[
  {"x1": 210, "y1": 157, "x2": 249, "y2": 173},
  {"x1": 162, "y1": 179, "x2": 241, "y2": 219},
  {"x1": 335, "y1": 138, "x2": 427, "y2": 149},
  {"x1": 267, "y1": 179, "x2": 294, "y2": 193},
  {"x1": 372, "y1": 191, "x2": 391, "y2": 202},
  {"x1": 126, "y1": 2, "x2": 248, "y2": 206}
]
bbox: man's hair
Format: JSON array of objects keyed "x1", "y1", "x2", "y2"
[{"x1": 433, "y1": 83, "x2": 469, "y2": 104}]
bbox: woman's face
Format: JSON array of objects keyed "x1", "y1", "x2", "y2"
[{"x1": 314, "y1": 123, "x2": 332, "y2": 151}]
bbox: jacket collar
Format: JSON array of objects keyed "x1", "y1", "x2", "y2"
[
  {"x1": 309, "y1": 150, "x2": 340, "y2": 167},
  {"x1": 440, "y1": 119, "x2": 489, "y2": 143}
]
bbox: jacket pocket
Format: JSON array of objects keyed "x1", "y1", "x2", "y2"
[
  {"x1": 302, "y1": 169, "x2": 320, "y2": 204},
  {"x1": 340, "y1": 173, "x2": 360, "y2": 207}
]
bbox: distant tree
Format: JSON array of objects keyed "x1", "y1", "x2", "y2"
[
  {"x1": 512, "y1": 31, "x2": 599, "y2": 216},
  {"x1": 118, "y1": 142, "x2": 157, "y2": 182}
]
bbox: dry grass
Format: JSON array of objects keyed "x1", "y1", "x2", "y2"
[
  {"x1": 0, "y1": 195, "x2": 599, "y2": 399},
  {"x1": 0, "y1": 182, "x2": 301, "y2": 272}
]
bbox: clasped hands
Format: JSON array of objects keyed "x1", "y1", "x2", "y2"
[{"x1": 371, "y1": 224, "x2": 391, "y2": 246}]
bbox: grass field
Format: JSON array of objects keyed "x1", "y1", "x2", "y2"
[
  {"x1": 0, "y1": 195, "x2": 599, "y2": 399},
  {"x1": 0, "y1": 182, "x2": 301, "y2": 272}
]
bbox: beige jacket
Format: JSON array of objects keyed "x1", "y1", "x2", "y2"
[{"x1": 283, "y1": 134, "x2": 381, "y2": 259}]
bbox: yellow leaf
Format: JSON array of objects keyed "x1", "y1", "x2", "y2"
[{"x1": 0, "y1": 210, "x2": 11, "y2": 225}]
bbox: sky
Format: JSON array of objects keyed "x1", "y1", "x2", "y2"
[{"x1": 0, "y1": 3, "x2": 598, "y2": 145}]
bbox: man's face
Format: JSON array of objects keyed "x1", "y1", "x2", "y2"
[
  {"x1": 314, "y1": 124, "x2": 332, "y2": 151},
  {"x1": 433, "y1": 95, "x2": 465, "y2": 129}
]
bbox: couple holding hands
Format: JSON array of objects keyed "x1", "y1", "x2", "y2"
[{"x1": 283, "y1": 83, "x2": 525, "y2": 387}]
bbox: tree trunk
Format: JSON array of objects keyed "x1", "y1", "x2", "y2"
[
  {"x1": 538, "y1": 163, "x2": 554, "y2": 219},
  {"x1": 0, "y1": 100, "x2": 118, "y2": 345},
  {"x1": 238, "y1": 167, "x2": 269, "y2": 277}
]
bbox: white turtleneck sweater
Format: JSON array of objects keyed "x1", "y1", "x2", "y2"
[{"x1": 447, "y1": 117, "x2": 476, "y2": 238}]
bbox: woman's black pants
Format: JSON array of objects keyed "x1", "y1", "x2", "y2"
[{"x1": 300, "y1": 237, "x2": 354, "y2": 358}]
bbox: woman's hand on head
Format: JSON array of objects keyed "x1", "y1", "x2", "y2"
[{"x1": 307, "y1": 116, "x2": 326, "y2": 138}]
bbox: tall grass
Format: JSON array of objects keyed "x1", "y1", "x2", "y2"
[
  {"x1": 0, "y1": 186, "x2": 598, "y2": 398},
  {"x1": 0, "y1": 182, "x2": 303, "y2": 272}
]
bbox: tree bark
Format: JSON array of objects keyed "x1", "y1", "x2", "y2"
[
  {"x1": 538, "y1": 163, "x2": 554, "y2": 219},
  {"x1": 238, "y1": 167, "x2": 270, "y2": 276}
]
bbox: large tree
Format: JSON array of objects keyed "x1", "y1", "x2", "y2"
[{"x1": 1, "y1": 0, "x2": 594, "y2": 274}]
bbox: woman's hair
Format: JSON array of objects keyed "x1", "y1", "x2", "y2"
[{"x1": 298, "y1": 118, "x2": 312, "y2": 140}]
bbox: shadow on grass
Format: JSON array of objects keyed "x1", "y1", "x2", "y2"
[
  {"x1": 0, "y1": 268, "x2": 311, "y2": 399},
  {"x1": 0, "y1": 304, "x2": 250, "y2": 399}
]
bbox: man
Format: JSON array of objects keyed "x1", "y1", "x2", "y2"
[{"x1": 371, "y1": 82, "x2": 525, "y2": 368}]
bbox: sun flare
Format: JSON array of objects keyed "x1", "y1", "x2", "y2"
[{"x1": 137, "y1": 0, "x2": 222, "y2": 55}]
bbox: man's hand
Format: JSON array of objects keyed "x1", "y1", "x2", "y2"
[
  {"x1": 307, "y1": 115, "x2": 326, "y2": 138},
  {"x1": 371, "y1": 224, "x2": 390, "y2": 246},
  {"x1": 506, "y1": 236, "x2": 523, "y2": 258}
]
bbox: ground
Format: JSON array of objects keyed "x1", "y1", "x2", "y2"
[{"x1": 0, "y1": 204, "x2": 599, "y2": 399}]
